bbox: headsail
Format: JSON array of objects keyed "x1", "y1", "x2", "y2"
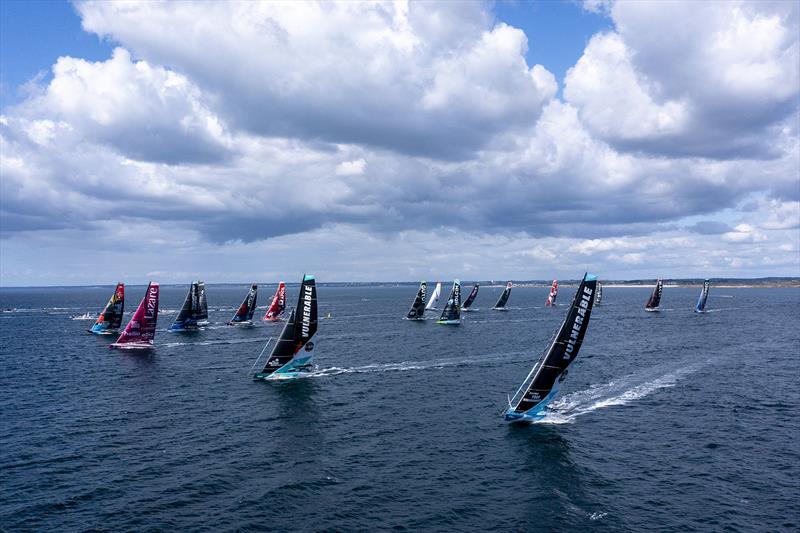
[
  {"x1": 425, "y1": 282, "x2": 442, "y2": 310},
  {"x1": 197, "y1": 281, "x2": 208, "y2": 324},
  {"x1": 229, "y1": 283, "x2": 258, "y2": 325},
  {"x1": 405, "y1": 281, "x2": 427, "y2": 320},
  {"x1": 503, "y1": 273, "x2": 597, "y2": 422},
  {"x1": 89, "y1": 283, "x2": 125, "y2": 335},
  {"x1": 169, "y1": 281, "x2": 204, "y2": 331},
  {"x1": 695, "y1": 279, "x2": 710, "y2": 313},
  {"x1": 645, "y1": 279, "x2": 663, "y2": 311},
  {"x1": 493, "y1": 282, "x2": 512, "y2": 310},
  {"x1": 462, "y1": 283, "x2": 480, "y2": 310},
  {"x1": 262, "y1": 282, "x2": 286, "y2": 321},
  {"x1": 110, "y1": 282, "x2": 159, "y2": 350},
  {"x1": 254, "y1": 275, "x2": 318, "y2": 379},
  {"x1": 437, "y1": 280, "x2": 461, "y2": 324},
  {"x1": 545, "y1": 280, "x2": 558, "y2": 307},
  {"x1": 595, "y1": 281, "x2": 603, "y2": 306}
]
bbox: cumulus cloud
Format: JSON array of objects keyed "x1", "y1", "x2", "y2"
[{"x1": 568, "y1": 0, "x2": 799, "y2": 160}]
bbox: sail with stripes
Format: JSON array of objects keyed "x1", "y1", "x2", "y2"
[
  {"x1": 645, "y1": 279, "x2": 663, "y2": 311},
  {"x1": 545, "y1": 280, "x2": 558, "y2": 307},
  {"x1": 493, "y1": 282, "x2": 512, "y2": 310},
  {"x1": 89, "y1": 283, "x2": 125, "y2": 335},
  {"x1": 695, "y1": 279, "x2": 710, "y2": 313},
  {"x1": 254, "y1": 275, "x2": 318, "y2": 379},
  {"x1": 110, "y1": 282, "x2": 159, "y2": 350},
  {"x1": 405, "y1": 281, "x2": 427, "y2": 320},
  {"x1": 503, "y1": 273, "x2": 597, "y2": 422}
]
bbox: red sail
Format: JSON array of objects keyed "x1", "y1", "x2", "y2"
[
  {"x1": 111, "y1": 282, "x2": 159, "y2": 349},
  {"x1": 262, "y1": 282, "x2": 286, "y2": 321},
  {"x1": 546, "y1": 280, "x2": 558, "y2": 307}
]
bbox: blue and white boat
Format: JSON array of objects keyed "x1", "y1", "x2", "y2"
[
  {"x1": 436, "y1": 279, "x2": 461, "y2": 325},
  {"x1": 695, "y1": 279, "x2": 710, "y2": 313},
  {"x1": 503, "y1": 273, "x2": 597, "y2": 423}
]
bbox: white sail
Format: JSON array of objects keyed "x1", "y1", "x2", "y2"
[{"x1": 425, "y1": 282, "x2": 442, "y2": 310}]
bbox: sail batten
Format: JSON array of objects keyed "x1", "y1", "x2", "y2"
[
  {"x1": 503, "y1": 273, "x2": 597, "y2": 422},
  {"x1": 406, "y1": 281, "x2": 427, "y2": 320}
]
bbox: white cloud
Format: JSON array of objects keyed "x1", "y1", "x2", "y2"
[{"x1": 335, "y1": 158, "x2": 367, "y2": 176}]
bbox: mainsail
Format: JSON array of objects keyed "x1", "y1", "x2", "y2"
[
  {"x1": 89, "y1": 283, "x2": 125, "y2": 335},
  {"x1": 645, "y1": 279, "x2": 663, "y2": 311},
  {"x1": 493, "y1": 282, "x2": 512, "y2": 310},
  {"x1": 437, "y1": 280, "x2": 461, "y2": 324},
  {"x1": 405, "y1": 281, "x2": 427, "y2": 320},
  {"x1": 229, "y1": 284, "x2": 258, "y2": 325},
  {"x1": 169, "y1": 281, "x2": 205, "y2": 331},
  {"x1": 545, "y1": 280, "x2": 558, "y2": 307},
  {"x1": 695, "y1": 279, "x2": 710, "y2": 313},
  {"x1": 110, "y1": 282, "x2": 159, "y2": 350},
  {"x1": 253, "y1": 275, "x2": 318, "y2": 379},
  {"x1": 425, "y1": 282, "x2": 442, "y2": 310},
  {"x1": 503, "y1": 273, "x2": 597, "y2": 422},
  {"x1": 262, "y1": 282, "x2": 286, "y2": 321},
  {"x1": 197, "y1": 281, "x2": 208, "y2": 324},
  {"x1": 462, "y1": 283, "x2": 480, "y2": 310},
  {"x1": 595, "y1": 281, "x2": 603, "y2": 306}
]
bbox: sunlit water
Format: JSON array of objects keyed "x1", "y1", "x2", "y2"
[{"x1": 1, "y1": 284, "x2": 798, "y2": 531}]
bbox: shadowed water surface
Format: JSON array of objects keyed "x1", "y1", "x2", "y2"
[{"x1": 1, "y1": 285, "x2": 798, "y2": 531}]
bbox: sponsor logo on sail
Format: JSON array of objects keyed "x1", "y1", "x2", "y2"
[
  {"x1": 301, "y1": 283, "x2": 313, "y2": 337},
  {"x1": 564, "y1": 285, "x2": 592, "y2": 360}
]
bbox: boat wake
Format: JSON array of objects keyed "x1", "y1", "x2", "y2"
[
  {"x1": 536, "y1": 360, "x2": 705, "y2": 424},
  {"x1": 162, "y1": 337, "x2": 269, "y2": 348}
]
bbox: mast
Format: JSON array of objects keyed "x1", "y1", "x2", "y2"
[
  {"x1": 229, "y1": 283, "x2": 258, "y2": 325},
  {"x1": 437, "y1": 280, "x2": 461, "y2": 324},
  {"x1": 545, "y1": 280, "x2": 558, "y2": 307},
  {"x1": 262, "y1": 282, "x2": 287, "y2": 321},
  {"x1": 695, "y1": 279, "x2": 710, "y2": 313},
  {"x1": 503, "y1": 273, "x2": 597, "y2": 422},
  {"x1": 425, "y1": 282, "x2": 441, "y2": 310},
  {"x1": 253, "y1": 275, "x2": 318, "y2": 379},
  {"x1": 89, "y1": 283, "x2": 125, "y2": 335},
  {"x1": 645, "y1": 279, "x2": 663, "y2": 311},
  {"x1": 405, "y1": 281, "x2": 427, "y2": 320},
  {"x1": 493, "y1": 282, "x2": 512, "y2": 310},
  {"x1": 110, "y1": 282, "x2": 160, "y2": 349},
  {"x1": 462, "y1": 283, "x2": 480, "y2": 310}
]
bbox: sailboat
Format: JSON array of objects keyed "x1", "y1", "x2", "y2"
[
  {"x1": 503, "y1": 273, "x2": 597, "y2": 422},
  {"x1": 252, "y1": 275, "x2": 318, "y2": 380},
  {"x1": 595, "y1": 281, "x2": 603, "y2": 306},
  {"x1": 545, "y1": 280, "x2": 558, "y2": 307},
  {"x1": 462, "y1": 283, "x2": 480, "y2": 311},
  {"x1": 492, "y1": 282, "x2": 512, "y2": 310},
  {"x1": 228, "y1": 283, "x2": 258, "y2": 326},
  {"x1": 436, "y1": 280, "x2": 462, "y2": 325},
  {"x1": 169, "y1": 281, "x2": 206, "y2": 331},
  {"x1": 645, "y1": 279, "x2": 663, "y2": 312},
  {"x1": 695, "y1": 279, "x2": 710, "y2": 313},
  {"x1": 89, "y1": 283, "x2": 125, "y2": 335},
  {"x1": 425, "y1": 282, "x2": 442, "y2": 311},
  {"x1": 405, "y1": 281, "x2": 427, "y2": 320},
  {"x1": 262, "y1": 282, "x2": 286, "y2": 322},
  {"x1": 109, "y1": 282, "x2": 159, "y2": 350}
]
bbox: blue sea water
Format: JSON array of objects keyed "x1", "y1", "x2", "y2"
[{"x1": 1, "y1": 284, "x2": 798, "y2": 531}]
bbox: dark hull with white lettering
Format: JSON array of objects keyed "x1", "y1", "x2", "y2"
[{"x1": 503, "y1": 274, "x2": 597, "y2": 422}]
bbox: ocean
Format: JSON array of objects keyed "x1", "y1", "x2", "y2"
[{"x1": 1, "y1": 284, "x2": 798, "y2": 531}]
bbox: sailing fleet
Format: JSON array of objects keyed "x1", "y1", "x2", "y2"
[{"x1": 80, "y1": 276, "x2": 711, "y2": 423}]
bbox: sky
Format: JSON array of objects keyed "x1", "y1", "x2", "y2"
[{"x1": 0, "y1": 0, "x2": 798, "y2": 286}]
